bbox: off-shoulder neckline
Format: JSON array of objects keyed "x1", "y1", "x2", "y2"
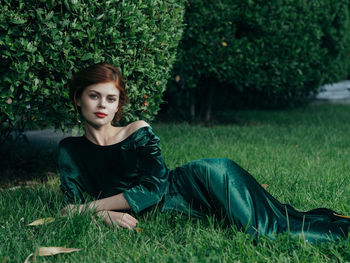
[{"x1": 81, "y1": 126, "x2": 151, "y2": 148}]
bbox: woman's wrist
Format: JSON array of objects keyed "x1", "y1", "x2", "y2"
[
  {"x1": 87, "y1": 200, "x2": 103, "y2": 212},
  {"x1": 95, "y1": 210, "x2": 107, "y2": 217},
  {"x1": 95, "y1": 210, "x2": 109, "y2": 223}
]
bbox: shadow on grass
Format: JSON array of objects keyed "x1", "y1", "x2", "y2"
[{"x1": 0, "y1": 141, "x2": 59, "y2": 188}]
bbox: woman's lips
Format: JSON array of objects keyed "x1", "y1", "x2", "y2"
[{"x1": 95, "y1": 112, "x2": 107, "y2": 118}]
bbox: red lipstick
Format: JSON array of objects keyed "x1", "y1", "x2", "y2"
[{"x1": 94, "y1": 112, "x2": 107, "y2": 118}]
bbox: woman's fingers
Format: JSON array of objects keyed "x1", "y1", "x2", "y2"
[
  {"x1": 98, "y1": 211, "x2": 138, "y2": 229},
  {"x1": 119, "y1": 213, "x2": 138, "y2": 229},
  {"x1": 61, "y1": 204, "x2": 87, "y2": 216},
  {"x1": 61, "y1": 204, "x2": 76, "y2": 216},
  {"x1": 122, "y1": 213, "x2": 138, "y2": 225}
]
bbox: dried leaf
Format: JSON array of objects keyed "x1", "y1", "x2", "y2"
[
  {"x1": 24, "y1": 253, "x2": 33, "y2": 263},
  {"x1": 24, "y1": 247, "x2": 81, "y2": 263},
  {"x1": 7, "y1": 186, "x2": 22, "y2": 191},
  {"x1": 28, "y1": 217, "x2": 55, "y2": 226},
  {"x1": 135, "y1": 227, "x2": 143, "y2": 233},
  {"x1": 20, "y1": 217, "x2": 25, "y2": 222},
  {"x1": 7, "y1": 186, "x2": 32, "y2": 191},
  {"x1": 38, "y1": 247, "x2": 82, "y2": 256},
  {"x1": 261, "y1": 184, "x2": 269, "y2": 189}
]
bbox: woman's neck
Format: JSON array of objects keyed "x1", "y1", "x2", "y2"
[{"x1": 83, "y1": 122, "x2": 122, "y2": 146}]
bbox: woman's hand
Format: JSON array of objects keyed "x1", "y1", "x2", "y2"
[
  {"x1": 96, "y1": 211, "x2": 138, "y2": 229},
  {"x1": 61, "y1": 204, "x2": 85, "y2": 216}
]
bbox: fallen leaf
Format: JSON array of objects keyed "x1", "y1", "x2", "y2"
[
  {"x1": 7, "y1": 185, "x2": 32, "y2": 191},
  {"x1": 261, "y1": 184, "x2": 269, "y2": 189},
  {"x1": 38, "y1": 247, "x2": 82, "y2": 256},
  {"x1": 24, "y1": 247, "x2": 81, "y2": 263},
  {"x1": 7, "y1": 186, "x2": 22, "y2": 191},
  {"x1": 20, "y1": 217, "x2": 25, "y2": 222},
  {"x1": 28, "y1": 217, "x2": 55, "y2": 226},
  {"x1": 24, "y1": 253, "x2": 33, "y2": 263},
  {"x1": 135, "y1": 227, "x2": 143, "y2": 233}
]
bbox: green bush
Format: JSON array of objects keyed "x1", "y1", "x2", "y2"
[
  {"x1": 318, "y1": 2, "x2": 350, "y2": 83},
  {"x1": 0, "y1": 0, "x2": 185, "y2": 144},
  {"x1": 170, "y1": 0, "x2": 350, "y2": 116}
]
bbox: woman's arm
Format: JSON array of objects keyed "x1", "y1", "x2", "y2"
[
  {"x1": 88, "y1": 192, "x2": 131, "y2": 211},
  {"x1": 65, "y1": 192, "x2": 130, "y2": 213},
  {"x1": 58, "y1": 141, "x2": 85, "y2": 204},
  {"x1": 122, "y1": 126, "x2": 169, "y2": 213},
  {"x1": 62, "y1": 194, "x2": 138, "y2": 229}
]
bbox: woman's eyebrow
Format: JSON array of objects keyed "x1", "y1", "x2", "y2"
[{"x1": 89, "y1": 90, "x2": 118, "y2": 96}]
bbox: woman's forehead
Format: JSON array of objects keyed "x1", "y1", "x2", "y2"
[{"x1": 85, "y1": 82, "x2": 120, "y2": 96}]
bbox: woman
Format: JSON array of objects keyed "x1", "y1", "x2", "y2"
[{"x1": 59, "y1": 62, "x2": 350, "y2": 242}]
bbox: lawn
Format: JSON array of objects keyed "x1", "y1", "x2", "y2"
[{"x1": 1, "y1": 103, "x2": 350, "y2": 262}]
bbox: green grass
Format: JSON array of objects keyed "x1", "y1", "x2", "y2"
[{"x1": 1, "y1": 103, "x2": 350, "y2": 262}]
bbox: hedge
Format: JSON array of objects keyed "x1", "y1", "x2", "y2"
[
  {"x1": 0, "y1": 0, "x2": 185, "y2": 144},
  {"x1": 169, "y1": 0, "x2": 350, "y2": 117}
]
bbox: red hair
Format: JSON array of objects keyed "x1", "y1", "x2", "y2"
[{"x1": 69, "y1": 63, "x2": 128, "y2": 122}]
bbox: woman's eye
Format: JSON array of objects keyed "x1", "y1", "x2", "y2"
[
  {"x1": 108, "y1": 98, "x2": 116, "y2": 102},
  {"x1": 89, "y1": 94, "x2": 98, "y2": 99}
]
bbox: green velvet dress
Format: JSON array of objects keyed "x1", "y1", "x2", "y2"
[{"x1": 58, "y1": 126, "x2": 350, "y2": 242}]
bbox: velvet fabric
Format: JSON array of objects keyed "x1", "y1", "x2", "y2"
[{"x1": 58, "y1": 126, "x2": 350, "y2": 242}]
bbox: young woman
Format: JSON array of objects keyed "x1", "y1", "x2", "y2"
[{"x1": 59, "y1": 62, "x2": 350, "y2": 242}]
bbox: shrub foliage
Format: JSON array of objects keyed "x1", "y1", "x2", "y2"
[
  {"x1": 0, "y1": 0, "x2": 185, "y2": 144},
  {"x1": 170, "y1": 0, "x2": 350, "y2": 118}
]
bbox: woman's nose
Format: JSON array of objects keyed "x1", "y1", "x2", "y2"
[{"x1": 98, "y1": 98, "x2": 106, "y2": 108}]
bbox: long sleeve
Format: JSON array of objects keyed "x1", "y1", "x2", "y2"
[
  {"x1": 123, "y1": 127, "x2": 169, "y2": 213},
  {"x1": 58, "y1": 141, "x2": 85, "y2": 205}
]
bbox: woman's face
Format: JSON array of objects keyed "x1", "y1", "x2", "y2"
[{"x1": 77, "y1": 82, "x2": 120, "y2": 127}]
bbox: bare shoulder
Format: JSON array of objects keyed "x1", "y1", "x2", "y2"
[
  {"x1": 114, "y1": 121, "x2": 149, "y2": 143},
  {"x1": 124, "y1": 120, "x2": 150, "y2": 136}
]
